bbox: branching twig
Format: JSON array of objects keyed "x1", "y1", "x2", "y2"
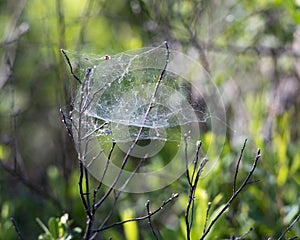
[
  {"x1": 185, "y1": 139, "x2": 208, "y2": 240},
  {"x1": 63, "y1": 42, "x2": 174, "y2": 239},
  {"x1": 278, "y1": 212, "x2": 300, "y2": 240},
  {"x1": 90, "y1": 155, "x2": 148, "y2": 239},
  {"x1": 62, "y1": 42, "x2": 171, "y2": 239},
  {"x1": 200, "y1": 147, "x2": 261, "y2": 239},
  {"x1": 93, "y1": 193, "x2": 179, "y2": 232},
  {"x1": 92, "y1": 141, "x2": 116, "y2": 209},
  {"x1": 146, "y1": 200, "x2": 159, "y2": 240}
]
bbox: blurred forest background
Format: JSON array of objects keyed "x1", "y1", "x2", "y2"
[{"x1": 0, "y1": 0, "x2": 300, "y2": 239}]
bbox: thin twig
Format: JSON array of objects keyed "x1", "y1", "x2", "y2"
[
  {"x1": 238, "y1": 227, "x2": 254, "y2": 239},
  {"x1": 92, "y1": 141, "x2": 116, "y2": 210},
  {"x1": 78, "y1": 161, "x2": 91, "y2": 219},
  {"x1": 233, "y1": 139, "x2": 248, "y2": 194},
  {"x1": 202, "y1": 202, "x2": 211, "y2": 235},
  {"x1": 146, "y1": 200, "x2": 159, "y2": 240},
  {"x1": 91, "y1": 155, "x2": 148, "y2": 239},
  {"x1": 59, "y1": 108, "x2": 75, "y2": 143},
  {"x1": 278, "y1": 212, "x2": 300, "y2": 240},
  {"x1": 184, "y1": 135, "x2": 192, "y2": 187},
  {"x1": 94, "y1": 193, "x2": 179, "y2": 232},
  {"x1": 287, "y1": 237, "x2": 298, "y2": 240},
  {"x1": 74, "y1": 68, "x2": 95, "y2": 240},
  {"x1": 77, "y1": 68, "x2": 93, "y2": 220},
  {"x1": 200, "y1": 148, "x2": 261, "y2": 240},
  {"x1": 10, "y1": 217, "x2": 23, "y2": 240},
  {"x1": 185, "y1": 140, "x2": 208, "y2": 240},
  {"x1": 61, "y1": 49, "x2": 82, "y2": 84},
  {"x1": 84, "y1": 166, "x2": 91, "y2": 210},
  {"x1": 191, "y1": 141, "x2": 202, "y2": 183}
]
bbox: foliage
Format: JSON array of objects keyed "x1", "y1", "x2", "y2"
[{"x1": 37, "y1": 213, "x2": 82, "y2": 240}]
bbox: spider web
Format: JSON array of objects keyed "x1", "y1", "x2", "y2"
[{"x1": 66, "y1": 43, "x2": 209, "y2": 142}]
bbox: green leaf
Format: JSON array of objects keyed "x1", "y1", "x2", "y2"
[{"x1": 48, "y1": 217, "x2": 59, "y2": 238}]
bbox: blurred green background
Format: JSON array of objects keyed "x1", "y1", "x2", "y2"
[{"x1": 0, "y1": 0, "x2": 299, "y2": 239}]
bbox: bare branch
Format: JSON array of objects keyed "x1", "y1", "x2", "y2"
[
  {"x1": 146, "y1": 200, "x2": 159, "y2": 240},
  {"x1": 78, "y1": 162, "x2": 92, "y2": 219},
  {"x1": 200, "y1": 148, "x2": 261, "y2": 239},
  {"x1": 238, "y1": 227, "x2": 254, "y2": 239},
  {"x1": 67, "y1": 42, "x2": 179, "y2": 240},
  {"x1": 91, "y1": 155, "x2": 147, "y2": 239},
  {"x1": 202, "y1": 202, "x2": 211, "y2": 236},
  {"x1": 92, "y1": 141, "x2": 116, "y2": 209},
  {"x1": 61, "y1": 49, "x2": 82, "y2": 84},
  {"x1": 185, "y1": 139, "x2": 208, "y2": 240},
  {"x1": 278, "y1": 212, "x2": 300, "y2": 240},
  {"x1": 233, "y1": 139, "x2": 248, "y2": 194},
  {"x1": 184, "y1": 135, "x2": 192, "y2": 187},
  {"x1": 10, "y1": 217, "x2": 23, "y2": 240},
  {"x1": 59, "y1": 108, "x2": 75, "y2": 143},
  {"x1": 94, "y1": 193, "x2": 179, "y2": 232}
]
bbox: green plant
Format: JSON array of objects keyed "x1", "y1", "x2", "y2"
[{"x1": 37, "y1": 213, "x2": 82, "y2": 240}]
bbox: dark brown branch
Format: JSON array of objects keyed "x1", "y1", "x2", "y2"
[
  {"x1": 184, "y1": 135, "x2": 192, "y2": 186},
  {"x1": 78, "y1": 162, "x2": 91, "y2": 219},
  {"x1": 278, "y1": 212, "x2": 300, "y2": 240},
  {"x1": 75, "y1": 68, "x2": 95, "y2": 240},
  {"x1": 239, "y1": 227, "x2": 254, "y2": 239},
  {"x1": 146, "y1": 200, "x2": 159, "y2": 240},
  {"x1": 191, "y1": 141, "x2": 202, "y2": 184},
  {"x1": 185, "y1": 139, "x2": 208, "y2": 240},
  {"x1": 233, "y1": 139, "x2": 248, "y2": 194},
  {"x1": 200, "y1": 148, "x2": 261, "y2": 239},
  {"x1": 90, "y1": 155, "x2": 147, "y2": 239},
  {"x1": 287, "y1": 237, "x2": 298, "y2": 240},
  {"x1": 202, "y1": 202, "x2": 211, "y2": 236},
  {"x1": 59, "y1": 108, "x2": 75, "y2": 143},
  {"x1": 92, "y1": 141, "x2": 116, "y2": 209},
  {"x1": 61, "y1": 49, "x2": 82, "y2": 84},
  {"x1": 94, "y1": 193, "x2": 179, "y2": 232},
  {"x1": 77, "y1": 69, "x2": 93, "y2": 221},
  {"x1": 10, "y1": 217, "x2": 23, "y2": 240}
]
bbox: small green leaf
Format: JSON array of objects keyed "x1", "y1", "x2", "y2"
[{"x1": 48, "y1": 217, "x2": 59, "y2": 238}]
